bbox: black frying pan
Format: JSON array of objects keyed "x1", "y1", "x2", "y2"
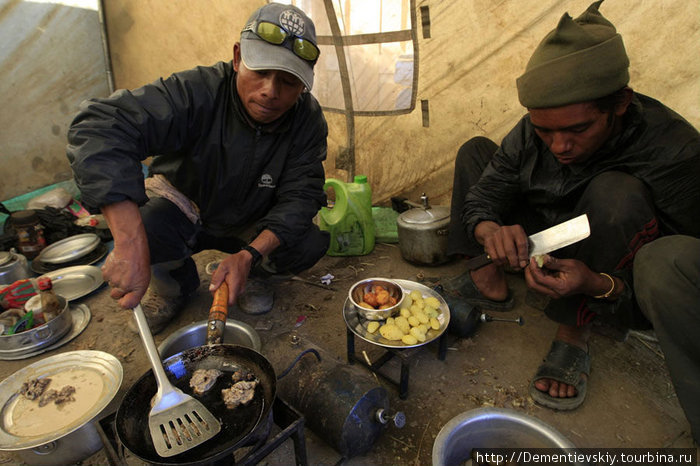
[{"x1": 115, "y1": 284, "x2": 277, "y2": 465}]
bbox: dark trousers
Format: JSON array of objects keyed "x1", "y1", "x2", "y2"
[
  {"x1": 448, "y1": 137, "x2": 658, "y2": 328},
  {"x1": 140, "y1": 197, "x2": 329, "y2": 295},
  {"x1": 634, "y1": 236, "x2": 700, "y2": 443}
]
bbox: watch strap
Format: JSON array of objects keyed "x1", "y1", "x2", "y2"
[{"x1": 242, "y1": 245, "x2": 262, "y2": 269}]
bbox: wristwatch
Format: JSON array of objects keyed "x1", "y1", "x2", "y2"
[{"x1": 241, "y1": 245, "x2": 262, "y2": 269}]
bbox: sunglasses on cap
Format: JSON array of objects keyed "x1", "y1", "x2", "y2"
[{"x1": 242, "y1": 21, "x2": 320, "y2": 63}]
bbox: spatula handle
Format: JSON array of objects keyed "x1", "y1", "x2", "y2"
[{"x1": 133, "y1": 304, "x2": 176, "y2": 396}]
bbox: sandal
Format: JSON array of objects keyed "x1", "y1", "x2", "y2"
[
  {"x1": 529, "y1": 340, "x2": 591, "y2": 411},
  {"x1": 440, "y1": 269, "x2": 514, "y2": 311}
]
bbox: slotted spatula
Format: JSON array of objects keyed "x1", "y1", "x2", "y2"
[{"x1": 132, "y1": 303, "x2": 222, "y2": 457}]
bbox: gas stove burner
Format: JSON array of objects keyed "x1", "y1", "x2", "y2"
[{"x1": 96, "y1": 397, "x2": 307, "y2": 465}]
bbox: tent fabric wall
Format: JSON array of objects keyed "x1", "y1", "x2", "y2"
[
  {"x1": 0, "y1": 0, "x2": 110, "y2": 201},
  {"x1": 102, "y1": 1, "x2": 700, "y2": 206}
]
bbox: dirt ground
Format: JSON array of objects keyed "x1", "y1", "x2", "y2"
[{"x1": 0, "y1": 241, "x2": 697, "y2": 465}]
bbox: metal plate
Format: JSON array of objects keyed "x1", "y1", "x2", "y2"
[
  {"x1": 36, "y1": 234, "x2": 101, "y2": 265},
  {"x1": 40, "y1": 266, "x2": 104, "y2": 301},
  {"x1": 0, "y1": 349, "x2": 122, "y2": 450},
  {"x1": 343, "y1": 278, "x2": 450, "y2": 349},
  {"x1": 31, "y1": 242, "x2": 108, "y2": 275},
  {"x1": 0, "y1": 305, "x2": 91, "y2": 361}
]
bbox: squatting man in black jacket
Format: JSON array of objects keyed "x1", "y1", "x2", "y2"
[
  {"x1": 443, "y1": 0, "x2": 700, "y2": 439},
  {"x1": 66, "y1": 3, "x2": 330, "y2": 335}
]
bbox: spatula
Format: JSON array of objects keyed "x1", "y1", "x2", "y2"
[{"x1": 132, "y1": 303, "x2": 222, "y2": 457}]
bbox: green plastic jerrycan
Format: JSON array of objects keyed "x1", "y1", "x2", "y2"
[{"x1": 319, "y1": 175, "x2": 375, "y2": 256}]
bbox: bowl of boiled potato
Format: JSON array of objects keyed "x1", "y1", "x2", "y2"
[{"x1": 349, "y1": 278, "x2": 404, "y2": 321}]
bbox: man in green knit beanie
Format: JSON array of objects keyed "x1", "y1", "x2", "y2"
[{"x1": 443, "y1": 1, "x2": 700, "y2": 439}]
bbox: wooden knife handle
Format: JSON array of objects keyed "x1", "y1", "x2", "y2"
[
  {"x1": 463, "y1": 253, "x2": 493, "y2": 271},
  {"x1": 206, "y1": 282, "x2": 228, "y2": 345}
]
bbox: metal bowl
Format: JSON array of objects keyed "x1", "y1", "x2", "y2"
[
  {"x1": 432, "y1": 408, "x2": 581, "y2": 466},
  {"x1": 158, "y1": 319, "x2": 261, "y2": 359},
  {"x1": 0, "y1": 295, "x2": 72, "y2": 358},
  {"x1": 348, "y1": 278, "x2": 403, "y2": 321}
]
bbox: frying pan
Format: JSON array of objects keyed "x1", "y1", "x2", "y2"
[{"x1": 115, "y1": 284, "x2": 277, "y2": 465}]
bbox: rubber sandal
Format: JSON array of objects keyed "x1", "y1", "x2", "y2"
[
  {"x1": 440, "y1": 269, "x2": 514, "y2": 311},
  {"x1": 529, "y1": 340, "x2": 591, "y2": 411}
]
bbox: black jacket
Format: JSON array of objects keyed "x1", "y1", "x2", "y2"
[
  {"x1": 66, "y1": 61, "x2": 328, "y2": 246},
  {"x1": 463, "y1": 93, "x2": 700, "y2": 242}
]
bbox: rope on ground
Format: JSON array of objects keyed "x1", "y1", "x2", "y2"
[
  {"x1": 414, "y1": 419, "x2": 431, "y2": 466},
  {"x1": 632, "y1": 334, "x2": 665, "y2": 360}
]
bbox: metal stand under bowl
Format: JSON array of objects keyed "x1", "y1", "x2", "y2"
[{"x1": 346, "y1": 326, "x2": 447, "y2": 399}]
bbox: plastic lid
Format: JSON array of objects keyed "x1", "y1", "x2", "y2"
[
  {"x1": 399, "y1": 205, "x2": 450, "y2": 224},
  {"x1": 10, "y1": 210, "x2": 40, "y2": 226},
  {"x1": 353, "y1": 175, "x2": 368, "y2": 184}
]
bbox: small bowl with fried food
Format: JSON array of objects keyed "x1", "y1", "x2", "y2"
[{"x1": 349, "y1": 278, "x2": 404, "y2": 321}]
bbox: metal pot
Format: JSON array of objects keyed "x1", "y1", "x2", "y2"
[
  {"x1": 432, "y1": 407, "x2": 581, "y2": 466},
  {"x1": 0, "y1": 250, "x2": 31, "y2": 286},
  {"x1": 15, "y1": 420, "x2": 103, "y2": 466},
  {"x1": 158, "y1": 318, "x2": 261, "y2": 359},
  {"x1": 397, "y1": 194, "x2": 451, "y2": 265},
  {"x1": 0, "y1": 295, "x2": 72, "y2": 358}
]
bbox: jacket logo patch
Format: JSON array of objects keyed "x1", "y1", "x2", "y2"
[{"x1": 258, "y1": 173, "x2": 276, "y2": 188}]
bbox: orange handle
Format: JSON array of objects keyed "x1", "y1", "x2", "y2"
[{"x1": 208, "y1": 282, "x2": 229, "y2": 324}]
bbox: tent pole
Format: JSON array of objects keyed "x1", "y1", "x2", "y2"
[{"x1": 323, "y1": 0, "x2": 356, "y2": 181}]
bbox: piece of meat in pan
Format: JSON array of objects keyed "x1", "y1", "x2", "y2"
[
  {"x1": 230, "y1": 370, "x2": 256, "y2": 384},
  {"x1": 221, "y1": 380, "x2": 258, "y2": 409},
  {"x1": 189, "y1": 368, "x2": 224, "y2": 396}
]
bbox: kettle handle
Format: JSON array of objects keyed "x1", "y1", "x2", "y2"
[{"x1": 405, "y1": 193, "x2": 431, "y2": 210}]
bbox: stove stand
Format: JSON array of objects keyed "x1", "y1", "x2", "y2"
[
  {"x1": 346, "y1": 328, "x2": 448, "y2": 399},
  {"x1": 97, "y1": 396, "x2": 307, "y2": 466}
]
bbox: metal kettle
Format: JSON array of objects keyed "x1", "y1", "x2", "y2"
[
  {"x1": 396, "y1": 193, "x2": 451, "y2": 265},
  {"x1": 0, "y1": 249, "x2": 31, "y2": 286}
]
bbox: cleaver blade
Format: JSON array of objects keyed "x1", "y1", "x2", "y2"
[
  {"x1": 528, "y1": 214, "x2": 590, "y2": 258},
  {"x1": 463, "y1": 214, "x2": 591, "y2": 271}
]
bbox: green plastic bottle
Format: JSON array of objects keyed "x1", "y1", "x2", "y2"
[{"x1": 319, "y1": 176, "x2": 375, "y2": 256}]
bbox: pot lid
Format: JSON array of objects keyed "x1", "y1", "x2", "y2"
[
  {"x1": 35, "y1": 233, "x2": 100, "y2": 265},
  {"x1": 399, "y1": 205, "x2": 450, "y2": 225},
  {"x1": 0, "y1": 252, "x2": 12, "y2": 267}
]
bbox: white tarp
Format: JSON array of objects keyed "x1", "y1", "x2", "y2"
[
  {"x1": 0, "y1": 0, "x2": 109, "y2": 201},
  {"x1": 3, "y1": 0, "x2": 698, "y2": 207}
]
